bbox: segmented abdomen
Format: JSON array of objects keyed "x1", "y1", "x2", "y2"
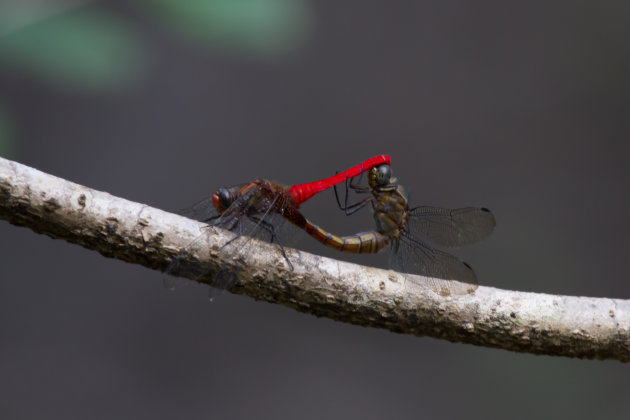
[{"x1": 303, "y1": 220, "x2": 390, "y2": 254}]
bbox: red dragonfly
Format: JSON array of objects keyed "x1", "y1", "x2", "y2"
[
  {"x1": 292, "y1": 163, "x2": 496, "y2": 295},
  {"x1": 166, "y1": 155, "x2": 390, "y2": 293}
]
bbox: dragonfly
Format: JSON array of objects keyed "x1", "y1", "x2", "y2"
[
  {"x1": 291, "y1": 163, "x2": 496, "y2": 295},
  {"x1": 166, "y1": 155, "x2": 391, "y2": 294}
]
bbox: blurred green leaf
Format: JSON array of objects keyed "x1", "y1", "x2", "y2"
[
  {"x1": 0, "y1": 8, "x2": 146, "y2": 91},
  {"x1": 0, "y1": 107, "x2": 14, "y2": 158},
  {"x1": 0, "y1": 1, "x2": 85, "y2": 36},
  {"x1": 142, "y1": 0, "x2": 312, "y2": 55}
]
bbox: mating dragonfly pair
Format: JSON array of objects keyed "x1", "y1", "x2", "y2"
[{"x1": 166, "y1": 155, "x2": 495, "y2": 296}]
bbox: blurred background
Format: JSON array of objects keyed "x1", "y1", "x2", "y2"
[{"x1": 1, "y1": 1, "x2": 630, "y2": 418}]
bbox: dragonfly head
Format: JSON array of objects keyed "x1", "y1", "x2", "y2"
[
  {"x1": 369, "y1": 164, "x2": 397, "y2": 188},
  {"x1": 212, "y1": 187, "x2": 236, "y2": 213}
]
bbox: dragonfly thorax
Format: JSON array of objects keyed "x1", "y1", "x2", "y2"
[{"x1": 371, "y1": 185, "x2": 409, "y2": 238}]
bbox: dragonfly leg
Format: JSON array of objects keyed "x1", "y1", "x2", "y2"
[
  {"x1": 248, "y1": 216, "x2": 277, "y2": 243},
  {"x1": 276, "y1": 244, "x2": 294, "y2": 271},
  {"x1": 333, "y1": 181, "x2": 344, "y2": 210},
  {"x1": 341, "y1": 197, "x2": 372, "y2": 215},
  {"x1": 333, "y1": 170, "x2": 347, "y2": 210},
  {"x1": 246, "y1": 215, "x2": 295, "y2": 271},
  {"x1": 348, "y1": 172, "x2": 371, "y2": 192},
  {"x1": 334, "y1": 173, "x2": 371, "y2": 212},
  {"x1": 203, "y1": 214, "x2": 222, "y2": 224},
  {"x1": 220, "y1": 219, "x2": 244, "y2": 249}
]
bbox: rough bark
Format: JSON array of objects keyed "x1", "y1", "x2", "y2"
[{"x1": 1, "y1": 156, "x2": 628, "y2": 361}]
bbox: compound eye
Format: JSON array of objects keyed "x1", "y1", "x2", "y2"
[
  {"x1": 372, "y1": 164, "x2": 392, "y2": 186},
  {"x1": 217, "y1": 188, "x2": 234, "y2": 209}
]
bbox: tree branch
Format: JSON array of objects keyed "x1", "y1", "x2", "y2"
[{"x1": 1, "y1": 156, "x2": 629, "y2": 361}]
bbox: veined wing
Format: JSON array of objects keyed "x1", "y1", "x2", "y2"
[
  {"x1": 164, "y1": 188, "x2": 248, "y2": 285},
  {"x1": 165, "y1": 190, "x2": 301, "y2": 298},
  {"x1": 389, "y1": 235, "x2": 478, "y2": 296},
  {"x1": 178, "y1": 197, "x2": 219, "y2": 223},
  {"x1": 177, "y1": 183, "x2": 250, "y2": 223},
  {"x1": 406, "y1": 206, "x2": 496, "y2": 248},
  {"x1": 204, "y1": 193, "x2": 306, "y2": 299}
]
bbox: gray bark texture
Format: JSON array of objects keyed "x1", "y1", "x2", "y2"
[{"x1": 1, "y1": 156, "x2": 629, "y2": 361}]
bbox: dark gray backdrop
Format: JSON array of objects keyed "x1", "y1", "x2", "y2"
[{"x1": 2, "y1": 1, "x2": 630, "y2": 419}]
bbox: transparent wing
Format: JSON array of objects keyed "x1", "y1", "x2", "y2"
[
  {"x1": 178, "y1": 198, "x2": 218, "y2": 222},
  {"x1": 406, "y1": 206, "x2": 496, "y2": 248},
  {"x1": 165, "y1": 191, "x2": 303, "y2": 297},
  {"x1": 176, "y1": 183, "x2": 249, "y2": 223},
  {"x1": 162, "y1": 197, "x2": 223, "y2": 290},
  {"x1": 389, "y1": 235, "x2": 478, "y2": 296},
  {"x1": 205, "y1": 198, "x2": 306, "y2": 297},
  {"x1": 163, "y1": 223, "x2": 218, "y2": 291}
]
